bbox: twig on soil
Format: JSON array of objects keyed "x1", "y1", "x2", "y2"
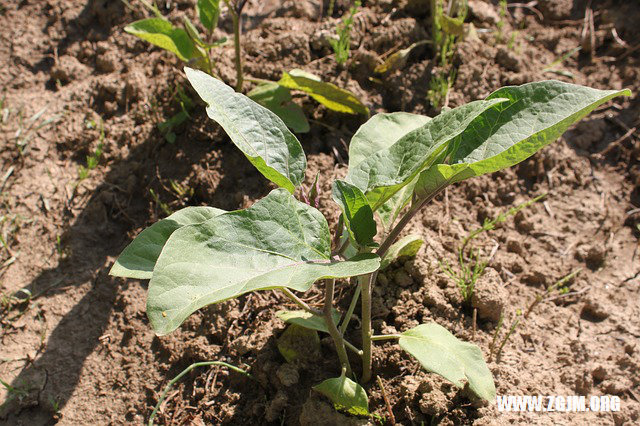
[
  {"x1": 149, "y1": 361, "x2": 253, "y2": 426},
  {"x1": 507, "y1": 2, "x2": 543, "y2": 21},
  {"x1": 593, "y1": 127, "x2": 637, "y2": 158},
  {"x1": 376, "y1": 376, "x2": 396, "y2": 426}
]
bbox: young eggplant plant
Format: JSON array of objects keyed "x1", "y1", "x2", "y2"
[{"x1": 110, "y1": 68, "x2": 629, "y2": 415}]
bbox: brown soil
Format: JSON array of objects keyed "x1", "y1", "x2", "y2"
[{"x1": 1, "y1": 0, "x2": 639, "y2": 425}]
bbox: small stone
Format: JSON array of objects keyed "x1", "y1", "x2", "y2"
[
  {"x1": 506, "y1": 239, "x2": 523, "y2": 255},
  {"x1": 50, "y1": 55, "x2": 89, "y2": 84},
  {"x1": 276, "y1": 363, "x2": 299, "y2": 387},
  {"x1": 394, "y1": 269, "x2": 414, "y2": 288},
  {"x1": 585, "y1": 245, "x2": 606, "y2": 269},
  {"x1": 468, "y1": 0, "x2": 501, "y2": 25},
  {"x1": 471, "y1": 267, "x2": 507, "y2": 322},
  {"x1": 265, "y1": 391, "x2": 288, "y2": 422},
  {"x1": 496, "y1": 47, "x2": 522, "y2": 72},
  {"x1": 581, "y1": 297, "x2": 609, "y2": 321},
  {"x1": 96, "y1": 50, "x2": 118, "y2": 73},
  {"x1": 514, "y1": 210, "x2": 534, "y2": 233},
  {"x1": 591, "y1": 365, "x2": 607, "y2": 381}
]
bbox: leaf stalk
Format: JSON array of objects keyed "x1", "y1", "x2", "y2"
[{"x1": 324, "y1": 279, "x2": 353, "y2": 376}]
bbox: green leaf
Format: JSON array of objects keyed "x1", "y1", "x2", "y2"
[
  {"x1": 248, "y1": 82, "x2": 310, "y2": 133},
  {"x1": 278, "y1": 69, "x2": 369, "y2": 115},
  {"x1": 348, "y1": 112, "x2": 430, "y2": 228},
  {"x1": 331, "y1": 180, "x2": 376, "y2": 248},
  {"x1": 380, "y1": 234, "x2": 423, "y2": 269},
  {"x1": 375, "y1": 178, "x2": 416, "y2": 231},
  {"x1": 183, "y1": 16, "x2": 207, "y2": 48},
  {"x1": 125, "y1": 18, "x2": 197, "y2": 62},
  {"x1": 346, "y1": 98, "x2": 507, "y2": 210},
  {"x1": 197, "y1": 0, "x2": 220, "y2": 32},
  {"x1": 313, "y1": 374, "x2": 369, "y2": 416},
  {"x1": 109, "y1": 206, "x2": 225, "y2": 279},
  {"x1": 148, "y1": 189, "x2": 380, "y2": 335},
  {"x1": 374, "y1": 41, "x2": 430, "y2": 74},
  {"x1": 185, "y1": 68, "x2": 306, "y2": 192},
  {"x1": 399, "y1": 322, "x2": 495, "y2": 401},
  {"x1": 277, "y1": 324, "x2": 320, "y2": 363},
  {"x1": 348, "y1": 112, "x2": 431, "y2": 172},
  {"x1": 276, "y1": 309, "x2": 341, "y2": 333},
  {"x1": 440, "y1": 15, "x2": 464, "y2": 36},
  {"x1": 414, "y1": 81, "x2": 631, "y2": 199}
]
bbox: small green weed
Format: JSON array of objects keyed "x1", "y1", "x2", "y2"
[
  {"x1": 78, "y1": 120, "x2": 104, "y2": 180},
  {"x1": 329, "y1": 0, "x2": 361, "y2": 65},
  {"x1": 443, "y1": 194, "x2": 546, "y2": 304}
]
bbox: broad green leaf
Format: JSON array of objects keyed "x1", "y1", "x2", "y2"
[
  {"x1": 375, "y1": 177, "x2": 416, "y2": 231},
  {"x1": 276, "y1": 309, "x2": 341, "y2": 333},
  {"x1": 109, "y1": 206, "x2": 225, "y2": 279},
  {"x1": 348, "y1": 112, "x2": 431, "y2": 171},
  {"x1": 277, "y1": 324, "x2": 320, "y2": 363},
  {"x1": 414, "y1": 81, "x2": 631, "y2": 199},
  {"x1": 346, "y1": 98, "x2": 507, "y2": 210},
  {"x1": 313, "y1": 374, "x2": 369, "y2": 416},
  {"x1": 185, "y1": 68, "x2": 306, "y2": 192},
  {"x1": 125, "y1": 18, "x2": 197, "y2": 62},
  {"x1": 197, "y1": 0, "x2": 220, "y2": 32},
  {"x1": 374, "y1": 41, "x2": 430, "y2": 74},
  {"x1": 380, "y1": 234, "x2": 423, "y2": 269},
  {"x1": 399, "y1": 322, "x2": 495, "y2": 401},
  {"x1": 278, "y1": 69, "x2": 369, "y2": 115},
  {"x1": 248, "y1": 82, "x2": 310, "y2": 133},
  {"x1": 348, "y1": 112, "x2": 430, "y2": 228},
  {"x1": 332, "y1": 180, "x2": 376, "y2": 248},
  {"x1": 148, "y1": 189, "x2": 380, "y2": 335}
]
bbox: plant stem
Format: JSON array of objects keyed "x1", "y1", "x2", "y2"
[
  {"x1": 359, "y1": 274, "x2": 373, "y2": 382},
  {"x1": 324, "y1": 279, "x2": 352, "y2": 376},
  {"x1": 281, "y1": 288, "x2": 323, "y2": 316},
  {"x1": 344, "y1": 340, "x2": 363, "y2": 356},
  {"x1": 360, "y1": 186, "x2": 446, "y2": 383},
  {"x1": 371, "y1": 334, "x2": 401, "y2": 341},
  {"x1": 231, "y1": 8, "x2": 243, "y2": 91},
  {"x1": 338, "y1": 281, "x2": 360, "y2": 334}
]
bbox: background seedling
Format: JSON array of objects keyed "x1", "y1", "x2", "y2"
[
  {"x1": 125, "y1": 1, "x2": 368, "y2": 133},
  {"x1": 77, "y1": 120, "x2": 104, "y2": 181},
  {"x1": 329, "y1": 1, "x2": 361, "y2": 66},
  {"x1": 443, "y1": 194, "x2": 545, "y2": 303},
  {"x1": 428, "y1": 0, "x2": 467, "y2": 108},
  {"x1": 489, "y1": 269, "x2": 581, "y2": 362},
  {"x1": 110, "y1": 69, "x2": 629, "y2": 418}
]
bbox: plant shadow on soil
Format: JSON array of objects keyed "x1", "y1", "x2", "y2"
[{"x1": 0, "y1": 87, "x2": 289, "y2": 423}]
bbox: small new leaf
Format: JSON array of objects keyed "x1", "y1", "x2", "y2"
[
  {"x1": 399, "y1": 322, "x2": 496, "y2": 401},
  {"x1": 110, "y1": 206, "x2": 225, "y2": 279},
  {"x1": 380, "y1": 234, "x2": 423, "y2": 269},
  {"x1": 276, "y1": 309, "x2": 341, "y2": 333},
  {"x1": 332, "y1": 180, "x2": 376, "y2": 248},
  {"x1": 279, "y1": 69, "x2": 369, "y2": 116},
  {"x1": 186, "y1": 68, "x2": 307, "y2": 192},
  {"x1": 313, "y1": 375, "x2": 369, "y2": 416},
  {"x1": 125, "y1": 18, "x2": 197, "y2": 62},
  {"x1": 374, "y1": 41, "x2": 430, "y2": 75},
  {"x1": 197, "y1": 0, "x2": 220, "y2": 32},
  {"x1": 247, "y1": 82, "x2": 309, "y2": 133}
]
